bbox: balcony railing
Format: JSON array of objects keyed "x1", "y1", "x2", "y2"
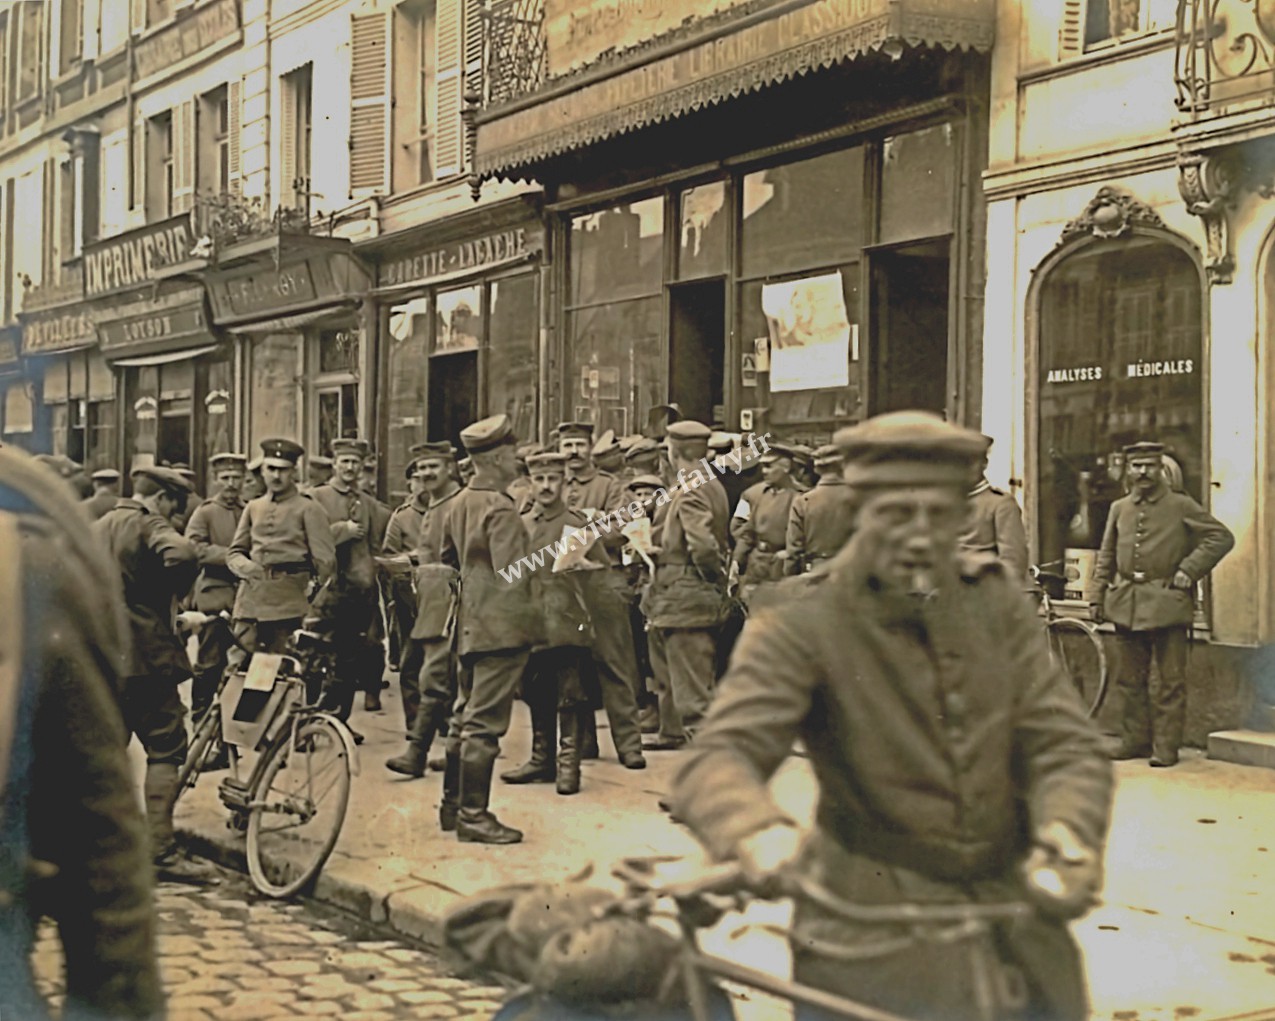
[
  {"x1": 1175, "y1": 0, "x2": 1275, "y2": 116},
  {"x1": 482, "y1": 0, "x2": 548, "y2": 107}
]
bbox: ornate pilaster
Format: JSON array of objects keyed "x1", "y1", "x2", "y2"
[{"x1": 1178, "y1": 153, "x2": 1235, "y2": 285}]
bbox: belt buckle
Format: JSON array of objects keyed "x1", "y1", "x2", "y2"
[{"x1": 1131, "y1": 571, "x2": 1148, "y2": 583}]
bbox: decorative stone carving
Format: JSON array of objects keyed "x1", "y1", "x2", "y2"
[
  {"x1": 1058, "y1": 186, "x2": 1166, "y2": 248},
  {"x1": 1178, "y1": 153, "x2": 1235, "y2": 285}
]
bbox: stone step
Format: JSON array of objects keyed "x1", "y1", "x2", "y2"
[{"x1": 1207, "y1": 729, "x2": 1275, "y2": 770}]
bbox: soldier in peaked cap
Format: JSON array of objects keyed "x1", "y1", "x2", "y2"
[
  {"x1": 303, "y1": 454, "x2": 334, "y2": 492},
  {"x1": 169, "y1": 463, "x2": 202, "y2": 533},
  {"x1": 82, "y1": 467, "x2": 121, "y2": 520},
  {"x1": 228, "y1": 438, "x2": 336, "y2": 659},
  {"x1": 730, "y1": 439, "x2": 800, "y2": 603},
  {"x1": 508, "y1": 442, "x2": 543, "y2": 514},
  {"x1": 674, "y1": 411, "x2": 1112, "y2": 1021},
  {"x1": 242, "y1": 455, "x2": 267, "y2": 501},
  {"x1": 558, "y1": 421, "x2": 624, "y2": 517},
  {"x1": 436, "y1": 414, "x2": 541, "y2": 843},
  {"x1": 958, "y1": 435, "x2": 1029, "y2": 588},
  {"x1": 622, "y1": 436, "x2": 661, "y2": 483},
  {"x1": 94, "y1": 465, "x2": 200, "y2": 866},
  {"x1": 185, "y1": 453, "x2": 249, "y2": 756},
  {"x1": 592, "y1": 428, "x2": 625, "y2": 475},
  {"x1": 785, "y1": 443, "x2": 856, "y2": 576},
  {"x1": 1092, "y1": 440, "x2": 1233, "y2": 767}
]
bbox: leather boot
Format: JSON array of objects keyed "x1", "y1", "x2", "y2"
[
  {"x1": 579, "y1": 709, "x2": 600, "y2": 760},
  {"x1": 457, "y1": 746, "x2": 522, "y2": 844},
  {"x1": 386, "y1": 702, "x2": 442, "y2": 778},
  {"x1": 556, "y1": 709, "x2": 581, "y2": 796},
  {"x1": 144, "y1": 762, "x2": 181, "y2": 865},
  {"x1": 439, "y1": 747, "x2": 461, "y2": 832},
  {"x1": 501, "y1": 695, "x2": 556, "y2": 784}
]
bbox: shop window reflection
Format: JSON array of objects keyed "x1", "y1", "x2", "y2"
[
  {"x1": 879, "y1": 125, "x2": 956, "y2": 246},
  {"x1": 570, "y1": 197, "x2": 664, "y2": 306},
  {"x1": 1037, "y1": 237, "x2": 1203, "y2": 593},
  {"x1": 488, "y1": 275, "x2": 537, "y2": 443},
  {"x1": 249, "y1": 335, "x2": 300, "y2": 452},
  {"x1": 567, "y1": 298, "x2": 664, "y2": 438},
  {"x1": 678, "y1": 183, "x2": 727, "y2": 280},
  {"x1": 203, "y1": 359, "x2": 233, "y2": 472},
  {"x1": 387, "y1": 297, "x2": 430, "y2": 492},
  {"x1": 436, "y1": 286, "x2": 482, "y2": 354}
]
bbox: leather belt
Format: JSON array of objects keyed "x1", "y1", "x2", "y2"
[
  {"x1": 756, "y1": 541, "x2": 780, "y2": 554},
  {"x1": 261, "y1": 563, "x2": 310, "y2": 579},
  {"x1": 821, "y1": 813, "x2": 1007, "y2": 884},
  {"x1": 1120, "y1": 571, "x2": 1161, "y2": 584}
]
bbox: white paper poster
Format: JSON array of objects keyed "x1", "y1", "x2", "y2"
[{"x1": 761, "y1": 272, "x2": 852, "y2": 393}]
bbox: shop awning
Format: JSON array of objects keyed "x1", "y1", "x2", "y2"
[
  {"x1": 474, "y1": 0, "x2": 994, "y2": 177},
  {"x1": 110, "y1": 343, "x2": 221, "y2": 368},
  {"x1": 228, "y1": 301, "x2": 361, "y2": 335}
]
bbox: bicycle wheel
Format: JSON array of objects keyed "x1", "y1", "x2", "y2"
[
  {"x1": 175, "y1": 703, "x2": 221, "y2": 799},
  {"x1": 246, "y1": 714, "x2": 352, "y2": 898},
  {"x1": 1046, "y1": 618, "x2": 1109, "y2": 718}
]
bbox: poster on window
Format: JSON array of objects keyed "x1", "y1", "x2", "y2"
[
  {"x1": 435, "y1": 288, "x2": 482, "y2": 354},
  {"x1": 761, "y1": 272, "x2": 852, "y2": 392}
]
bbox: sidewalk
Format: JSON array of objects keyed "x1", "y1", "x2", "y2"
[{"x1": 174, "y1": 685, "x2": 1275, "y2": 1021}]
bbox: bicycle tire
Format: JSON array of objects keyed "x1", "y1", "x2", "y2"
[
  {"x1": 246, "y1": 714, "x2": 352, "y2": 898},
  {"x1": 175, "y1": 703, "x2": 221, "y2": 800},
  {"x1": 1045, "y1": 617, "x2": 1109, "y2": 718}
]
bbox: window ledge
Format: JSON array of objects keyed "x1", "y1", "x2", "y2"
[{"x1": 1019, "y1": 27, "x2": 1176, "y2": 86}]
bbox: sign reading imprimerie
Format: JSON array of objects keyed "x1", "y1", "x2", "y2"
[{"x1": 83, "y1": 215, "x2": 194, "y2": 299}]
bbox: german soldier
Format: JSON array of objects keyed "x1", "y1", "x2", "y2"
[
  {"x1": 622, "y1": 436, "x2": 661, "y2": 484},
  {"x1": 1091, "y1": 441, "x2": 1234, "y2": 766},
  {"x1": 439, "y1": 415, "x2": 541, "y2": 843},
  {"x1": 730, "y1": 441, "x2": 799, "y2": 602},
  {"x1": 81, "y1": 467, "x2": 120, "y2": 520},
  {"x1": 958, "y1": 437, "x2": 1030, "y2": 587},
  {"x1": 302, "y1": 454, "x2": 333, "y2": 493},
  {"x1": 383, "y1": 453, "x2": 431, "y2": 729},
  {"x1": 93, "y1": 465, "x2": 199, "y2": 867},
  {"x1": 784, "y1": 444, "x2": 856, "y2": 575},
  {"x1": 674, "y1": 411, "x2": 1113, "y2": 1021}
]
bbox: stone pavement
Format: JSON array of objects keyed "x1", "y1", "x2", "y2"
[{"x1": 173, "y1": 684, "x2": 1275, "y2": 1020}]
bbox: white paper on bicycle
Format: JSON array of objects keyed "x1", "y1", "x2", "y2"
[{"x1": 243, "y1": 653, "x2": 284, "y2": 692}]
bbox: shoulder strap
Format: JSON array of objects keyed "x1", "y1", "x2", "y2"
[{"x1": 0, "y1": 512, "x2": 24, "y2": 807}]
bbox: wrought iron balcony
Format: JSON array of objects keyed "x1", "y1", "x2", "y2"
[
  {"x1": 1175, "y1": 0, "x2": 1275, "y2": 116},
  {"x1": 482, "y1": 0, "x2": 548, "y2": 107}
]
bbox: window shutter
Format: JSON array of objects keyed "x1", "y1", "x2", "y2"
[
  {"x1": 172, "y1": 99, "x2": 196, "y2": 213},
  {"x1": 349, "y1": 11, "x2": 390, "y2": 197},
  {"x1": 130, "y1": 0, "x2": 147, "y2": 36},
  {"x1": 1059, "y1": 0, "x2": 1085, "y2": 59},
  {"x1": 280, "y1": 76, "x2": 297, "y2": 208},
  {"x1": 434, "y1": 0, "x2": 464, "y2": 179},
  {"x1": 461, "y1": 0, "x2": 482, "y2": 171},
  {"x1": 131, "y1": 113, "x2": 146, "y2": 210},
  {"x1": 227, "y1": 78, "x2": 242, "y2": 196},
  {"x1": 42, "y1": 159, "x2": 55, "y2": 281}
]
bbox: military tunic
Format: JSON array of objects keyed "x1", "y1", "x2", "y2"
[
  {"x1": 730, "y1": 481, "x2": 797, "y2": 591},
  {"x1": 384, "y1": 497, "x2": 428, "y2": 691},
  {"x1": 958, "y1": 480, "x2": 1030, "y2": 586},
  {"x1": 186, "y1": 492, "x2": 244, "y2": 614},
  {"x1": 674, "y1": 544, "x2": 1113, "y2": 1021},
  {"x1": 80, "y1": 489, "x2": 119, "y2": 521},
  {"x1": 784, "y1": 475, "x2": 856, "y2": 576},
  {"x1": 227, "y1": 488, "x2": 336, "y2": 622},
  {"x1": 563, "y1": 467, "x2": 624, "y2": 519}
]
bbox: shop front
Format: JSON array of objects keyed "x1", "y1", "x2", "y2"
[
  {"x1": 0, "y1": 326, "x2": 34, "y2": 450},
  {"x1": 364, "y1": 197, "x2": 544, "y2": 497},
  {"x1": 474, "y1": 0, "x2": 995, "y2": 443}
]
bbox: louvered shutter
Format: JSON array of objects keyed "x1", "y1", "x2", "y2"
[
  {"x1": 461, "y1": 0, "x2": 482, "y2": 170},
  {"x1": 131, "y1": 113, "x2": 146, "y2": 210},
  {"x1": 434, "y1": 0, "x2": 464, "y2": 179},
  {"x1": 227, "y1": 78, "x2": 242, "y2": 196},
  {"x1": 349, "y1": 11, "x2": 390, "y2": 197},
  {"x1": 1059, "y1": 0, "x2": 1085, "y2": 59},
  {"x1": 280, "y1": 77, "x2": 297, "y2": 208},
  {"x1": 172, "y1": 99, "x2": 196, "y2": 213},
  {"x1": 130, "y1": 0, "x2": 147, "y2": 35}
]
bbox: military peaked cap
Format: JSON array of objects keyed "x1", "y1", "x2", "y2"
[
  {"x1": 260, "y1": 438, "x2": 304, "y2": 466},
  {"x1": 626, "y1": 474, "x2": 665, "y2": 490},
  {"x1": 210, "y1": 452, "x2": 247, "y2": 471},
  {"x1": 331, "y1": 437, "x2": 370, "y2": 459},
  {"x1": 413, "y1": 441, "x2": 457, "y2": 461},
  {"x1": 460, "y1": 414, "x2": 517, "y2": 454},
  {"x1": 556, "y1": 421, "x2": 595, "y2": 440},
  {"x1": 91, "y1": 468, "x2": 121, "y2": 482},
  {"x1": 625, "y1": 437, "x2": 660, "y2": 460},
  {"x1": 526, "y1": 452, "x2": 569, "y2": 473},
  {"x1": 665, "y1": 420, "x2": 712, "y2": 442},
  {"x1": 1123, "y1": 441, "x2": 1165, "y2": 458},
  {"x1": 812, "y1": 444, "x2": 842, "y2": 466},
  {"x1": 834, "y1": 411, "x2": 985, "y2": 488},
  {"x1": 132, "y1": 465, "x2": 194, "y2": 494},
  {"x1": 308, "y1": 455, "x2": 334, "y2": 468}
]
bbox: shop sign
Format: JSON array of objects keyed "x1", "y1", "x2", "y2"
[
  {"x1": 1126, "y1": 359, "x2": 1194, "y2": 378},
  {"x1": 1045, "y1": 366, "x2": 1103, "y2": 383},
  {"x1": 546, "y1": 0, "x2": 749, "y2": 77},
  {"x1": 0, "y1": 334, "x2": 18, "y2": 367},
  {"x1": 133, "y1": 0, "x2": 240, "y2": 81},
  {"x1": 21, "y1": 308, "x2": 95, "y2": 355},
  {"x1": 98, "y1": 304, "x2": 209, "y2": 352},
  {"x1": 378, "y1": 227, "x2": 541, "y2": 290},
  {"x1": 83, "y1": 215, "x2": 194, "y2": 299}
]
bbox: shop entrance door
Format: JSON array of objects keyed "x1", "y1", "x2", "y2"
[
  {"x1": 428, "y1": 351, "x2": 479, "y2": 451},
  {"x1": 668, "y1": 279, "x2": 725, "y2": 426},
  {"x1": 868, "y1": 239, "x2": 950, "y2": 416}
]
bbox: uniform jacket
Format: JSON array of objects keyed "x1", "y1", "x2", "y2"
[
  {"x1": 93, "y1": 499, "x2": 198, "y2": 682},
  {"x1": 521, "y1": 502, "x2": 597, "y2": 650},
  {"x1": 958, "y1": 480, "x2": 1029, "y2": 585},
  {"x1": 564, "y1": 467, "x2": 624, "y2": 517},
  {"x1": 411, "y1": 486, "x2": 463, "y2": 640},
  {"x1": 310, "y1": 481, "x2": 380, "y2": 593},
  {"x1": 80, "y1": 489, "x2": 118, "y2": 521},
  {"x1": 441, "y1": 478, "x2": 541, "y2": 656},
  {"x1": 645, "y1": 475, "x2": 729, "y2": 629},
  {"x1": 731, "y1": 481, "x2": 797, "y2": 584},
  {"x1": 784, "y1": 476, "x2": 856, "y2": 576},
  {"x1": 185, "y1": 492, "x2": 244, "y2": 612},
  {"x1": 383, "y1": 499, "x2": 426, "y2": 555},
  {"x1": 1093, "y1": 482, "x2": 1234, "y2": 631},
  {"x1": 171, "y1": 491, "x2": 203, "y2": 535},
  {"x1": 227, "y1": 488, "x2": 336, "y2": 622}
]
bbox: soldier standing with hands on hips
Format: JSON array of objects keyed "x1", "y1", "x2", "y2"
[{"x1": 1091, "y1": 441, "x2": 1233, "y2": 766}]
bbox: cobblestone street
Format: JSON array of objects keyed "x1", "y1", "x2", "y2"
[{"x1": 30, "y1": 865, "x2": 508, "y2": 1021}]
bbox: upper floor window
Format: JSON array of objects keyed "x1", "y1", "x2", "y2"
[
  {"x1": 1066, "y1": 0, "x2": 1176, "y2": 52},
  {"x1": 145, "y1": 0, "x2": 173, "y2": 30},
  {"x1": 0, "y1": 12, "x2": 10, "y2": 114},
  {"x1": 146, "y1": 110, "x2": 174, "y2": 220},
  {"x1": 281, "y1": 64, "x2": 313, "y2": 211},
  {"x1": 392, "y1": 0, "x2": 437, "y2": 189},
  {"x1": 59, "y1": 0, "x2": 83, "y2": 75},
  {"x1": 16, "y1": 1, "x2": 45, "y2": 102},
  {"x1": 199, "y1": 86, "x2": 229, "y2": 195}
]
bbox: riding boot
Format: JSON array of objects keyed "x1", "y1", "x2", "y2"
[
  {"x1": 386, "y1": 701, "x2": 443, "y2": 778},
  {"x1": 439, "y1": 746, "x2": 461, "y2": 832},
  {"x1": 456, "y1": 745, "x2": 522, "y2": 844},
  {"x1": 556, "y1": 710, "x2": 581, "y2": 796},
  {"x1": 143, "y1": 762, "x2": 181, "y2": 865},
  {"x1": 579, "y1": 709, "x2": 600, "y2": 760},
  {"x1": 500, "y1": 693, "x2": 556, "y2": 784}
]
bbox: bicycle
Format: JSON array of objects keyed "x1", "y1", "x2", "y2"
[
  {"x1": 1031, "y1": 563, "x2": 1109, "y2": 718},
  {"x1": 175, "y1": 610, "x2": 358, "y2": 898}
]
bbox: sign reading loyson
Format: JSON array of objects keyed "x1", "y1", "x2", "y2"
[
  {"x1": 83, "y1": 215, "x2": 194, "y2": 299},
  {"x1": 378, "y1": 227, "x2": 541, "y2": 289}
]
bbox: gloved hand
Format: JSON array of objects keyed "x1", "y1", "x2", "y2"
[
  {"x1": 1089, "y1": 602, "x2": 1105, "y2": 624},
  {"x1": 1022, "y1": 820, "x2": 1101, "y2": 920}
]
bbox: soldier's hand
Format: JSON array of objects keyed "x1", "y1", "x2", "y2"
[
  {"x1": 1088, "y1": 603, "x2": 1105, "y2": 624},
  {"x1": 736, "y1": 823, "x2": 804, "y2": 893},
  {"x1": 1022, "y1": 820, "x2": 1101, "y2": 920},
  {"x1": 1171, "y1": 569, "x2": 1193, "y2": 591},
  {"x1": 241, "y1": 562, "x2": 266, "y2": 581}
]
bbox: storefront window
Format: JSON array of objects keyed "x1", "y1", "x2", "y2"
[
  {"x1": 569, "y1": 197, "x2": 664, "y2": 306},
  {"x1": 86, "y1": 353, "x2": 115, "y2": 471},
  {"x1": 2, "y1": 380, "x2": 34, "y2": 448},
  {"x1": 319, "y1": 328, "x2": 360, "y2": 373},
  {"x1": 740, "y1": 148, "x2": 863, "y2": 280},
  {"x1": 678, "y1": 182, "x2": 728, "y2": 280},
  {"x1": 317, "y1": 385, "x2": 359, "y2": 457},
  {"x1": 1037, "y1": 237, "x2": 1203, "y2": 587},
  {"x1": 488, "y1": 274, "x2": 538, "y2": 442},
  {"x1": 125, "y1": 366, "x2": 160, "y2": 473},
  {"x1": 436, "y1": 286, "x2": 483, "y2": 354},
  {"x1": 202, "y1": 358, "x2": 234, "y2": 478},
  {"x1": 566, "y1": 298, "x2": 664, "y2": 437},
  {"x1": 249, "y1": 334, "x2": 300, "y2": 452},
  {"x1": 879, "y1": 124, "x2": 956, "y2": 246},
  {"x1": 386, "y1": 296, "x2": 430, "y2": 492}
]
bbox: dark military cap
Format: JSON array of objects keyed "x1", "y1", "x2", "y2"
[
  {"x1": 331, "y1": 437, "x2": 370, "y2": 459},
  {"x1": 35, "y1": 453, "x2": 83, "y2": 478},
  {"x1": 665, "y1": 420, "x2": 712, "y2": 442},
  {"x1": 759, "y1": 441, "x2": 799, "y2": 464},
  {"x1": 813, "y1": 444, "x2": 842, "y2": 467},
  {"x1": 556, "y1": 421, "x2": 595, "y2": 440},
  {"x1": 526, "y1": 452, "x2": 569, "y2": 473},
  {"x1": 309, "y1": 454, "x2": 334, "y2": 468},
  {"x1": 209, "y1": 452, "x2": 247, "y2": 471},
  {"x1": 1123, "y1": 441, "x2": 1165, "y2": 459},
  {"x1": 413, "y1": 441, "x2": 457, "y2": 462},
  {"x1": 625, "y1": 437, "x2": 660, "y2": 461},
  {"x1": 132, "y1": 465, "x2": 194, "y2": 494},
  {"x1": 626, "y1": 473, "x2": 665, "y2": 491},
  {"x1": 592, "y1": 428, "x2": 620, "y2": 456},
  {"x1": 516, "y1": 442, "x2": 545, "y2": 462},
  {"x1": 261, "y1": 438, "x2": 304, "y2": 467},
  {"x1": 834, "y1": 411, "x2": 985, "y2": 488},
  {"x1": 91, "y1": 468, "x2": 121, "y2": 483},
  {"x1": 460, "y1": 414, "x2": 517, "y2": 454},
  {"x1": 617, "y1": 434, "x2": 645, "y2": 453}
]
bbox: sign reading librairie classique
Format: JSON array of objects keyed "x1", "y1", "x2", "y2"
[{"x1": 83, "y1": 215, "x2": 194, "y2": 299}]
